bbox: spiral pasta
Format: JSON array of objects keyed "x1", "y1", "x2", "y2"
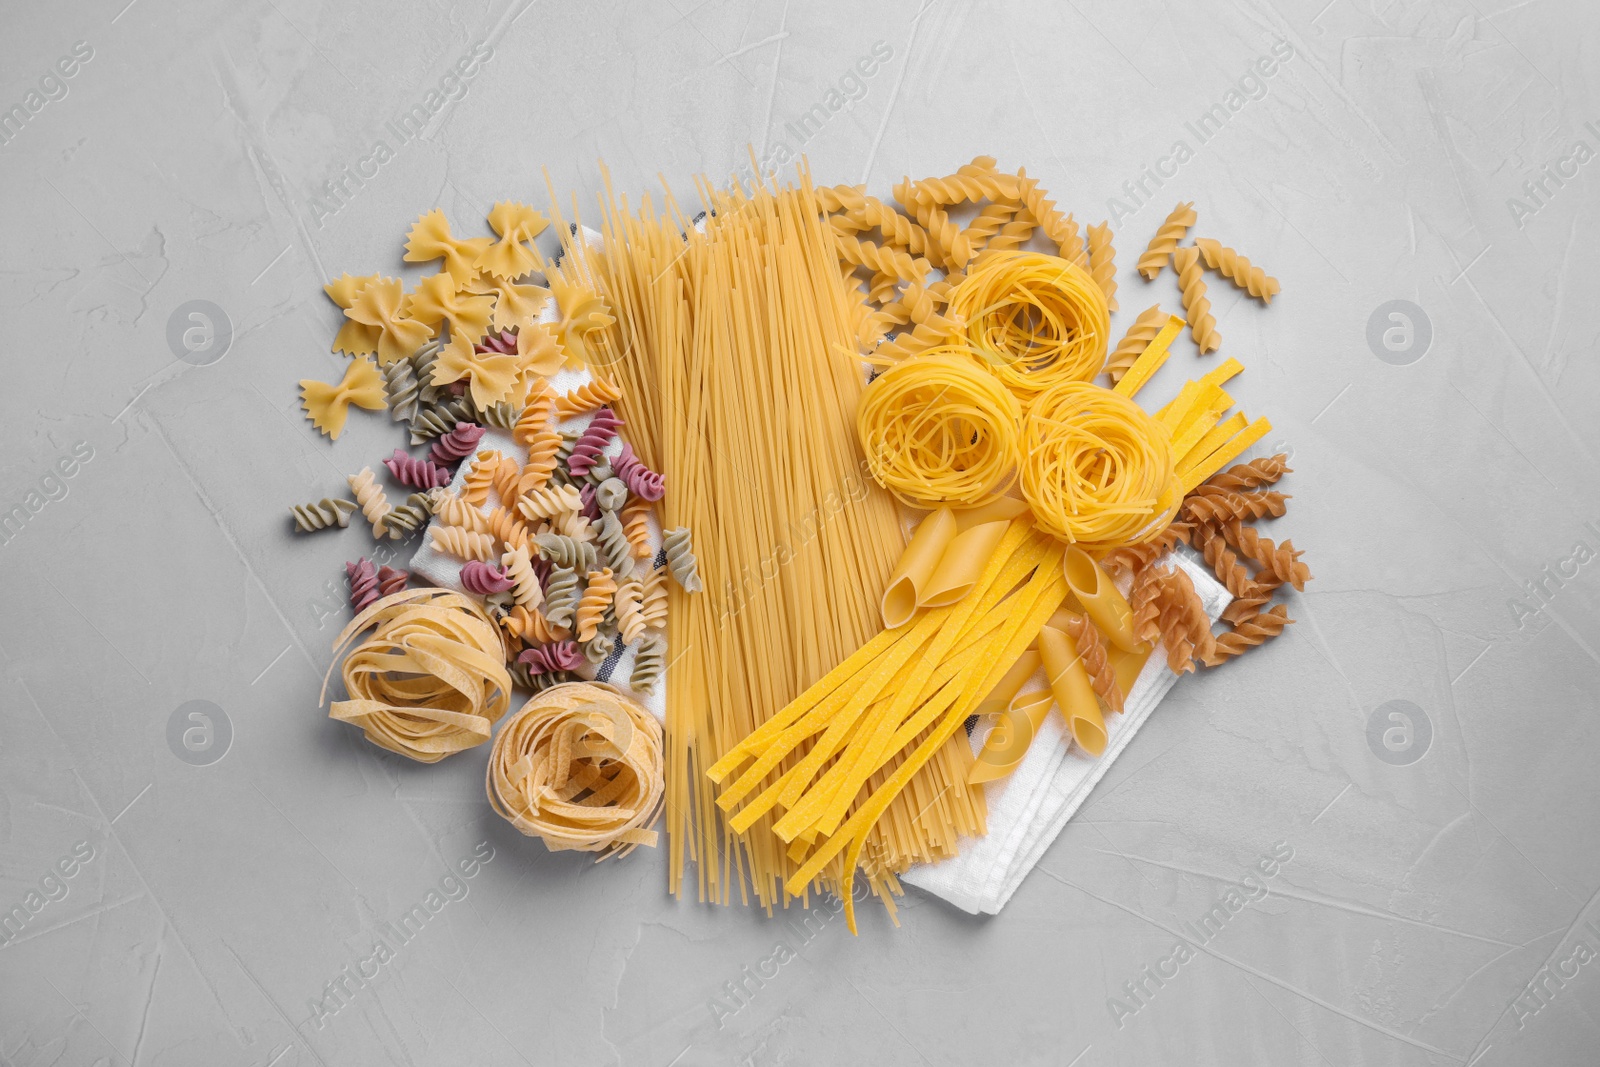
[
  {"x1": 513, "y1": 381, "x2": 556, "y2": 446},
  {"x1": 291, "y1": 497, "x2": 357, "y2": 533},
  {"x1": 1172, "y1": 246, "x2": 1220, "y2": 354},
  {"x1": 518, "y1": 484, "x2": 582, "y2": 522},
  {"x1": 639, "y1": 565, "x2": 667, "y2": 629},
  {"x1": 662, "y1": 527, "x2": 703, "y2": 593},
  {"x1": 1018, "y1": 381, "x2": 1179, "y2": 549},
  {"x1": 629, "y1": 631, "x2": 666, "y2": 695},
  {"x1": 347, "y1": 466, "x2": 394, "y2": 538},
  {"x1": 535, "y1": 532, "x2": 599, "y2": 572},
  {"x1": 856, "y1": 350, "x2": 1022, "y2": 507},
  {"x1": 323, "y1": 588, "x2": 512, "y2": 763},
  {"x1": 430, "y1": 422, "x2": 485, "y2": 465},
  {"x1": 542, "y1": 565, "x2": 582, "y2": 629},
  {"x1": 1202, "y1": 605, "x2": 1292, "y2": 666},
  {"x1": 430, "y1": 525, "x2": 497, "y2": 562},
  {"x1": 1195, "y1": 238, "x2": 1280, "y2": 304},
  {"x1": 1086, "y1": 221, "x2": 1118, "y2": 312},
  {"x1": 500, "y1": 544, "x2": 543, "y2": 609},
  {"x1": 1106, "y1": 305, "x2": 1167, "y2": 385},
  {"x1": 832, "y1": 232, "x2": 930, "y2": 283},
  {"x1": 574, "y1": 568, "x2": 616, "y2": 642},
  {"x1": 518, "y1": 429, "x2": 562, "y2": 496},
  {"x1": 503, "y1": 603, "x2": 568, "y2": 645},
  {"x1": 434, "y1": 491, "x2": 491, "y2": 534},
  {"x1": 553, "y1": 377, "x2": 624, "y2": 419},
  {"x1": 945, "y1": 252, "x2": 1110, "y2": 397},
  {"x1": 613, "y1": 578, "x2": 647, "y2": 644},
  {"x1": 620, "y1": 499, "x2": 654, "y2": 560},
  {"x1": 1136, "y1": 201, "x2": 1196, "y2": 279},
  {"x1": 460, "y1": 450, "x2": 500, "y2": 506},
  {"x1": 485, "y1": 682, "x2": 663, "y2": 858},
  {"x1": 596, "y1": 509, "x2": 635, "y2": 579}
]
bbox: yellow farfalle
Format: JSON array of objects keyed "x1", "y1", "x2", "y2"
[
  {"x1": 300, "y1": 357, "x2": 387, "y2": 440},
  {"x1": 403, "y1": 209, "x2": 493, "y2": 288},
  {"x1": 516, "y1": 321, "x2": 568, "y2": 380},
  {"x1": 475, "y1": 201, "x2": 549, "y2": 280},
  {"x1": 345, "y1": 277, "x2": 433, "y2": 366},
  {"x1": 470, "y1": 273, "x2": 550, "y2": 331},
  {"x1": 405, "y1": 272, "x2": 496, "y2": 346},
  {"x1": 323, "y1": 273, "x2": 382, "y2": 357},
  {"x1": 431, "y1": 333, "x2": 520, "y2": 409},
  {"x1": 548, "y1": 273, "x2": 615, "y2": 371}
]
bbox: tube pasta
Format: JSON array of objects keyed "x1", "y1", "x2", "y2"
[
  {"x1": 951, "y1": 496, "x2": 1030, "y2": 531},
  {"x1": 971, "y1": 687, "x2": 1055, "y2": 785},
  {"x1": 920, "y1": 519, "x2": 1010, "y2": 608},
  {"x1": 880, "y1": 507, "x2": 958, "y2": 628},
  {"x1": 1037, "y1": 625, "x2": 1106, "y2": 757},
  {"x1": 968, "y1": 650, "x2": 1047, "y2": 785},
  {"x1": 1062, "y1": 547, "x2": 1140, "y2": 652}
]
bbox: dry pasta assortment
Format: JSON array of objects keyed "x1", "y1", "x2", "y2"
[{"x1": 289, "y1": 155, "x2": 1309, "y2": 929}]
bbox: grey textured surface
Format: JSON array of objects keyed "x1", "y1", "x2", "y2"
[{"x1": 2, "y1": 1, "x2": 1598, "y2": 1065}]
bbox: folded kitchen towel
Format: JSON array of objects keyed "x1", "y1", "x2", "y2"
[{"x1": 902, "y1": 550, "x2": 1230, "y2": 915}]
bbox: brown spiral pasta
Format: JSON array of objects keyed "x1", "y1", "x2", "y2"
[
  {"x1": 1182, "y1": 486, "x2": 1290, "y2": 526},
  {"x1": 1136, "y1": 201, "x2": 1196, "y2": 280},
  {"x1": 1202, "y1": 605, "x2": 1293, "y2": 667},
  {"x1": 1065, "y1": 614, "x2": 1124, "y2": 713},
  {"x1": 1204, "y1": 454, "x2": 1292, "y2": 491},
  {"x1": 1222, "y1": 522, "x2": 1310, "y2": 590},
  {"x1": 1099, "y1": 521, "x2": 1193, "y2": 578},
  {"x1": 1155, "y1": 567, "x2": 1215, "y2": 674}
]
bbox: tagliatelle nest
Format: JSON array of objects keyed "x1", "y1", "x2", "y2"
[
  {"x1": 322, "y1": 588, "x2": 513, "y2": 763},
  {"x1": 486, "y1": 682, "x2": 664, "y2": 860}
]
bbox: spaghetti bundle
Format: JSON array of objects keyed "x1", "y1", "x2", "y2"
[
  {"x1": 857, "y1": 350, "x2": 1022, "y2": 507},
  {"x1": 555, "y1": 163, "x2": 986, "y2": 911},
  {"x1": 486, "y1": 682, "x2": 664, "y2": 859},
  {"x1": 945, "y1": 251, "x2": 1111, "y2": 398},
  {"x1": 322, "y1": 588, "x2": 513, "y2": 763},
  {"x1": 1019, "y1": 381, "x2": 1179, "y2": 550}
]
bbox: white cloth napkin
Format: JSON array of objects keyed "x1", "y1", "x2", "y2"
[
  {"x1": 902, "y1": 549, "x2": 1230, "y2": 915},
  {"x1": 407, "y1": 244, "x2": 669, "y2": 719}
]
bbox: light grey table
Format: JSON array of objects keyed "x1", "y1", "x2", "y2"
[{"x1": 3, "y1": 1, "x2": 1597, "y2": 1064}]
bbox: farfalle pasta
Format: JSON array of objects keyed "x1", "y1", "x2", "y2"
[{"x1": 300, "y1": 357, "x2": 387, "y2": 440}]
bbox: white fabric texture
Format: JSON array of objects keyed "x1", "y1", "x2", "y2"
[
  {"x1": 902, "y1": 549, "x2": 1230, "y2": 915},
  {"x1": 408, "y1": 248, "x2": 669, "y2": 720}
]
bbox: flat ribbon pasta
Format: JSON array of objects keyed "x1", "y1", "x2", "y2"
[
  {"x1": 486, "y1": 682, "x2": 665, "y2": 859},
  {"x1": 300, "y1": 357, "x2": 387, "y2": 440},
  {"x1": 322, "y1": 588, "x2": 513, "y2": 763}
]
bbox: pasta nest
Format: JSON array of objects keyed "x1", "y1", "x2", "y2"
[
  {"x1": 486, "y1": 682, "x2": 664, "y2": 859},
  {"x1": 322, "y1": 588, "x2": 513, "y2": 763},
  {"x1": 856, "y1": 348, "x2": 1022, "y2": 507},
  {"x1": 1018, "y1": 381, "x2": 1179, "y2": 550},
  {"x1": 945, "y1": 251, "x2": 1110, "y2": 399}
]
